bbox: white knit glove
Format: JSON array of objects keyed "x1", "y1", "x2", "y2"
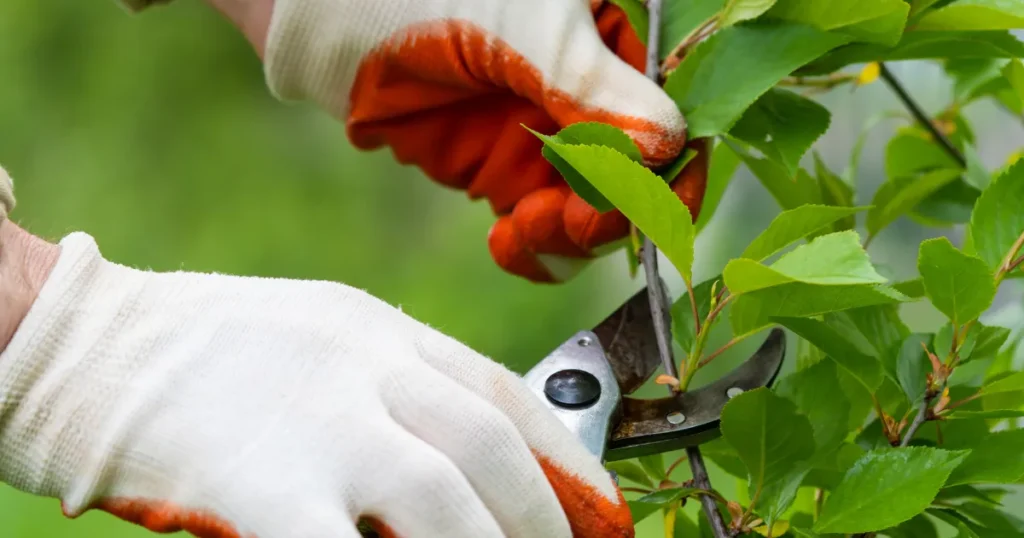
[{"x1": 0, "y1": 233, "x2": 633, "y2": 538}]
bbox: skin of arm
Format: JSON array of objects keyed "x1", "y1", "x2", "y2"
[
  {"x1": 0, "y1": 0, "x2": 269, "y2": 354},
  {"x1": 0, "y1": 221, "x2": 60, "y2": 352},
  {"x1": 205, "y1": 0, "x2": 274, "y2": 58}
]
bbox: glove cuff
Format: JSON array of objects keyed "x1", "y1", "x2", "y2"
[
  {"x1": 263, "y1": 0, "x2": 374, "y2": 119},
  {"x1": 0, "y1": 165, "x2": 16, "y2": 223},
  {"x1": 0, "y1": 233, "x2": 143, "y2": 504}
]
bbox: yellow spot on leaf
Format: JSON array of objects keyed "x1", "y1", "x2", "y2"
[
  {"x1": 857, "y1": 62, "x2": 880, "y2": 86},
  {"x1": 754, "y1": 520, "x2": 790, "y2": 537}
]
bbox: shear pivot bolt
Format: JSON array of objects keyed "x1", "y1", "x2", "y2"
[
  {"x1": 727, "y1": 387, "x2": 744, "y2": 399},
  {"x1": 545, "y1": 369, "x2": 601, "y2": 408},
  {"x1": 666, "y1": 411, "x2": 686, "y2": 425},
  {"x1": 577, "y1": 336, "x2": 592, "y2": 347}
]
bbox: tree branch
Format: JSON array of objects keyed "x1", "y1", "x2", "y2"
[
  {"x1": 901, "y1": 395, "x2": 934, "y2": 448},
  {"x1": 641, "y1": 2, "x2": 729, "y2": 536},
  {"x1": 879, "y1": 63, "x2": 967, "y2": 168}
]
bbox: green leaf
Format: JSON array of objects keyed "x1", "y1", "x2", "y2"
[
  {"x1": 730, "y1": 283, "x2": 908, "y2": 337},
  {"x1": 885, "y1": 514, "x2": 940, "y2": 538},
  {"x1": 969, "y1": 324, "x2": 1012, "y2": 362},
  {"x1": 815, "y1": 153, "x2": 857, "y2": 232},
  {"x1": 893, "y1": 277, "x2": 926, "y2": 298},
  {"x1": 638, "y1": 453, "x2": 666, "y2": 480},
  {"x1": 911, "y1": 179, "x2": 983, "y2": 227},
  {"x1": 799, "y1": 31, "x2": 1024, "y2": 75},
  {"x1": 699, "y1": 437, "x2": 749, "y2": 479},
  {"x1": 945, "y1": 57, "x2": 1006, "y2": 103},
  {"x1": 606, "y1": 461, "x2": 654, "y2": 488},
  {"x1": 776, "y1": 317, "x2": 884, "y2": 392},
  {"x1": 672, "y1": 508, "x2": 701, "y2": 538},
  {"x1": 720, "y1": 388, "x2": 816, "y2": 523},
  {"x1": 530, "y1": 123, "x2": 642, "y2": 213},
  {"x1": 729, "y1": 88, "x2": 831, "y2": 178},
  {"x1": 663, "y1": 22, "x2": 849, "y2": 138},
  {"x1": 658, "y1": 147, "x2": 699, "y2": 183},
  {"x1": 626, "y1": 499, "x2": 662, "y2": 524},
  {"x1": 934, "y1": 322, "x2": 979, "y2": 361},
  {"x1": 980, "y1": 371, "x2": 1024, "y2": 412},
  {"x1": 767, "y1": 0, "x2": 910, "y2": 45},
  {"x1": 726, "y1": 231, "x2": 886, "y2": 294},
  {"x1": 814, "y1": 447, "x2": 971, "y2": 533},
  {"x1": 671, "y1": 275, "x2": 718, "y2": 353},
  {"x1": 607, "y1": 0, "x2": 649, "y2": 45},
  {"x1": 867, "y1": 169, "x2": 963, "y2": 239},
  {"x1": 634, "y1": 487, "x2": 700, "y2": 505},
  {"x1": 719, "y1": 0, "x2": 778, "y2": 27},
  {"x1": 832, "y1": 305, "x2": 910, "y2": 376},
  {"x1": 774, "y1": 359, "x2": 851, "y2": 452},
  {"x1": 659, "y1": 0, "x2": 725, "y2": 62},
  {"x1": 736, "y1": 148, "x2": 823, "y2": 208},
  {"x1": 946, "y1": 429, "x2": 1024, "y2": 486},
  {"x1": 956, "y1": 522, "x2": 982, "y2": 538},
  {"x1": 916, "y1": 0, "x2": 1024, "y2": 30},
  {"x1": 970, "y1": 161, "x2": 1024, "y2": 271},
  {"x1": 886, "y1": 132, "x2": 962, "y2": 179},
  {"x1": 897, "y1": 333, "x2": 932, "y2": 404},
  {"x1": 1003, "y1": 59, "x2": 1024, "y2": 105},
  {"x1": 963, "y1": 142, "x2": 991, "y2": 191},
  {"x1": 918, "y1": 237, "x2": 997, "y2": 324},
  {"x1": 936, "y1": 484, "x2": 1011, "y2": 505},
  {"x1": 695, "y1": 139, "x2": 742, "y2": 233},
  {"x1": 531, "y1": 137, "x2": 696, "y2": 283},
  {"x1": 934, "y1": 499, "x2": 1024, "y2": 536},
  {"x1": 740, "y1": 205, "x2": 869, "y2": 262}
]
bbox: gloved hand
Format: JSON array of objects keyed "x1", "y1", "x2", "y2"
[
  {"x1": 137, "y1": 0, "x2": 705, "y2": 283},
  {"x1": 0, "y1": 232, "x2": 634, "y2": 538},
  {"x1": 262, "y1": 0, "x2": 703, "y2": 282}
]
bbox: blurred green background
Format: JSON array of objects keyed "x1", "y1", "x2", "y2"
[{"x1": 1, "y1": 1, "x2": 1022, "y2": 536}]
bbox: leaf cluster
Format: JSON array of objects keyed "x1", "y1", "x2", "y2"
[{"x1": 526, "y1": 0, "x2": 1024, "y2": 536}]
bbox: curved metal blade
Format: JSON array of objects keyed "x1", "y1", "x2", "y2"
[
  {"x1": 591, "y1": 283, "x2": 671, "y2": 395},
  {"x1": 605, "y1": 328, "x2": 787, "y2": 461}
]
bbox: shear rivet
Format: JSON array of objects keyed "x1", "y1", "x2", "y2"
[
  {"x1": 545, "y1": 369, "x2": 601, "y2": 408},
  {"x1": 666, "y1": 411, "x2": 686, "y2": 425},
  {"x1": 577, "y1": 336, "x2": 592, "y2": 347},
  {"x1": 727, "y1": 387, "x2": 744, "y2": 399}
]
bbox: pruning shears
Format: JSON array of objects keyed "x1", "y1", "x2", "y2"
[{"x1": 524, "y1": 283, "x2": 787, "y2": 463}]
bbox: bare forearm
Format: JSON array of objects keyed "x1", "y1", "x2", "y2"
[
  {"x1": 0, "y1": 221, "x2": 60, "y2": 352},
  {"x1": 203, "y1": 0, "x2": 274, "y2": 57}
]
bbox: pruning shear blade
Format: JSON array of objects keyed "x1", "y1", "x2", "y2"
[{"x1": 524, "y1": 288, "x2": 786, "y2": 462}]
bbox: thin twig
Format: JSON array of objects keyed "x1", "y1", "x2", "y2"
[
  {"x1": 997, "y1": 230, "x2": 1024, "y2": 279},
  {"x1": 1008, "y1": 255, "x2": 1024, "y2": 274},
  {"x1": 686, "y1": 446, "x2": 730, "y2": 537},
  {"x1": 687, "y1": 278, "x2": 702, "y2": 338},
  {"x1": 879, "y1": 63, "x2": 967, "y2": 168},
  {"x1": 641, "y1": 1, "x2": 729, "y2": 535},
  {"x1": 642, "y1": 243, "x2": 680, "y2": 381},
  {"x1": 900, "y1": 395, "x2": 934, "y2": 447},
  {"x1": 665, "y1": 453, "x2": 689, "y2": 478},
  {"x1": 699, "y1": 336, "x2": 741, "y2": 368}
]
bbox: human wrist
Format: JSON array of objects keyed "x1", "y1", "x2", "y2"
[
  {"x1": 204, "y1": 0, "x2": 274, "y2": 58},
  {"x1": 0, "y1": 221, "x2": 60, "y2": 354}
]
